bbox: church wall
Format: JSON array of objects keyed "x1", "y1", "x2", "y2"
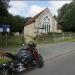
[{"x1": 24, "y1": 23, "x2": 35, "y2": 43}]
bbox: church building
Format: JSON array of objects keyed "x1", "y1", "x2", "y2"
[{"x1": 24, "y1": 8, "x2": 62, "y2": 43}]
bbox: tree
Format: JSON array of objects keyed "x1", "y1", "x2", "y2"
[
  {"x1": 1, "y1": 0, "x2": 10, "y2": 8},
  {"x1": 53, "y1": 15, "x2": 57, "y2": 21},
  {"x1": 0, "y1": 0, "x2": 30, "y2": 33},
  {"x1": 58, "y1": 1, "x2": 75, "y2": 32},
  {"x1": 8, "y1": 15, "x2": 30, "y2": 33},
  {"x1": 0, "y1": 2, "x2": 9, "y2": 16}
]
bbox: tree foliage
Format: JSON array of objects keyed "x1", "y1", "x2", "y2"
[
  {"x1": 0, "y1": 1, "x2": 30, "y2": 33},
  {"x1": 53, "y1": 15, "x2": 57, "y2": 21},
  {"x1": 58, "y1": 1, "x2": 75, "y2": 32},
  {"x1": 0, "y1": 1, "x2": 9, "y2": 16},
  {"x1": 9, "y1": 16, "x2": 30, "y2": 33}
]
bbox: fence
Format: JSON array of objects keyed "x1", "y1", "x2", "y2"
[
  {"x1": 36, "y1": 32, "x2": 75, "y2": 43},
  {"x1": 0, "y1": 33, "x2": 24, "y2": 47},
  {"x1": 0, "y1": 32, "x2": 75, "y2": 47}
]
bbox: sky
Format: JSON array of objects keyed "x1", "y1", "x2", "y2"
[{"x1": 8, "y1": 1, "x2": 72, "y2": 17}]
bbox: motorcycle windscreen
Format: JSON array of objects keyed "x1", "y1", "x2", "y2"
[{"x1": 17, "y1": 49, "x2": 32, "y2": 60}]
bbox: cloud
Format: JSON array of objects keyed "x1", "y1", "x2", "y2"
[
  {"x1": 8, "y1": 1, "x2": 72, "y2": 17},
  {"x1": 48, "y1": 1, "x2": 72, "y2": 15},
  {"x1": 8, "y1": 1, "x2": 27, "y2": 16},
  {"x1": 29, "y1": 5, "x2": 45, "y2": 17},
  {"x1": 8, "y1": 1, "x2": 45, "y2": 17}
]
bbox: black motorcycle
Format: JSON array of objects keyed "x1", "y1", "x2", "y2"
[{"x1": 0, "y1": 48, "x2": 44, "y2": 75}]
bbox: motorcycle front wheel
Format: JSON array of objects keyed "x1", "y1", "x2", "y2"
[{"x1": 37, "y1": 55, "x2": 44, "y2": 68}]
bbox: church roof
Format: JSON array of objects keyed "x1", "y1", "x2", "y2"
[{"x1": 25, "y1": 8, "x2": 48, "y2": 25}]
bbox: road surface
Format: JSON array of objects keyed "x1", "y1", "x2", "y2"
[{"x1": 15, "y1": 42, "x2": 75, "y2": 75}]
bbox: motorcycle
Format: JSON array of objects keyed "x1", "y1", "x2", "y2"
[{"x1": 0, "y1": 47, "x2": 44, "y2": 75}]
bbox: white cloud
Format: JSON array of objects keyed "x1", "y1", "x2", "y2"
[
  {"x1": 8, "y1": 1, "x2": 27, "y2": 16},
  {"x1": 8, "y1": 1, "x2": 72, "y2": 17},
  {"x1": 48, "y1": 1, "x2": 72, "y2": 16},
  {"x1": 29, "y1": 5, "x2": 45, "y2": 17},
  {"x1": 8, "y1": 1, "x2": 45, "y2": 17}
]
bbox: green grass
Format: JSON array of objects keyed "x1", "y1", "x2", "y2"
[
  {"x1": 6, "y1": 50, "x2": 18, "y2": 54},
  {"x1": 0, "y1": 49, "x2": 19, "y2": 64},
  {"x1": 0, "y1": 58, "x2": 11, "y2": 64},
  {"x1": 64, "y1": 38, "x2": 75, "y2": 42}
]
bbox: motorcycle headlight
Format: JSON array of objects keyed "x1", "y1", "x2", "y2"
[{"x1": 3, "y1": 64, "x2": 6, "y2": 66}]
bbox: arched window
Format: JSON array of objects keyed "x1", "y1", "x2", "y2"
[{"x1": 42, "y1": 15, "x2": 50, "y2": 33}]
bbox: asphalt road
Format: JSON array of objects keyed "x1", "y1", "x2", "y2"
[
  {"x1": 15, "y1": 42, "x2": 75, "y2": 75},
  {"x1": 38, "y1": 42, "x2": 75, "y2": 60}
]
